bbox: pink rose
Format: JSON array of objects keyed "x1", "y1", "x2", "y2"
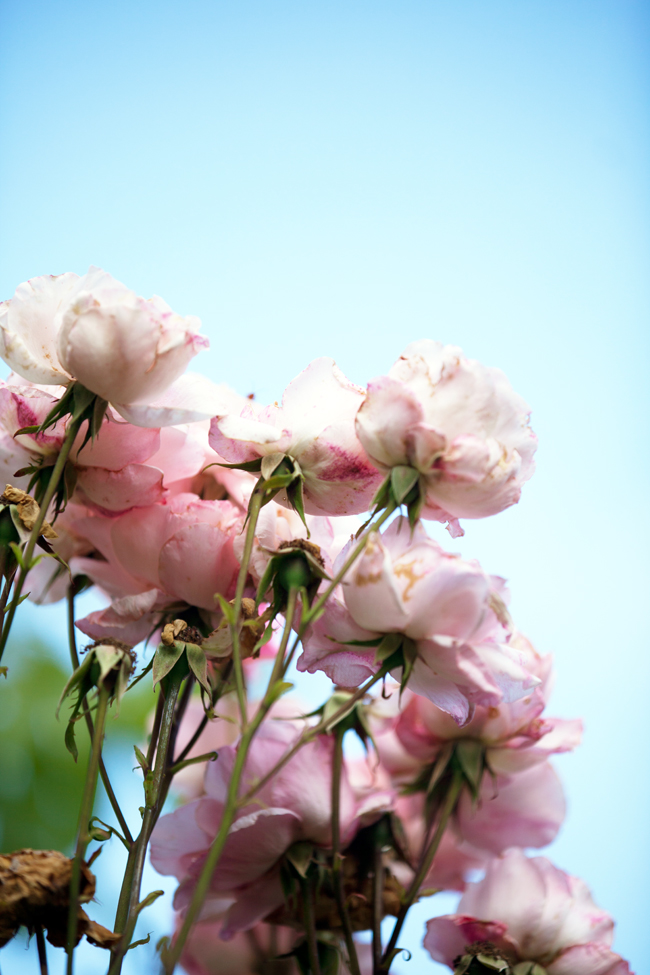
[
  {"x1": 150, "y1": 720, "x2": 393, "y2": 938},
  {"x1": 0, "y1": 268, "x2": 207, "y2": 408},
  {"x1": 299, "y1": 518, "x2": 539, "y2": 724},
  {"x1": 355, "y1": 340, "x2": 537, "y2": 533},
  {"x1": 424, "y1": 849, "x2": 632, "y2": 974},
  {"x1": 209, "y1": 358, "x2": 382, "y2": 516}
]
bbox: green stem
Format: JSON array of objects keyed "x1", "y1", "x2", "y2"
[
  {"x1": 302, "y1": 501, "x2": 396, "y2": 626},
  {"x1": 66, "y1": 587, "x2": 133, "y2": 845},
  {"x1": 66, "y1": 683, "x2": 111, "y2": 974},
  {"x1": 230, "y1": 487, "x2": 264, "y2": 729},
  {"x1": 110, "y1": 664, "x2": 186, "y2": 973},
  {"x1": 0, "y1": 417, "x2": 80, "y2": 662},
  {"x1": 238, "y1": 663, "x2": 390, "y2": 809},
  {"x1": 299, "y1": 875, "x2": 321, "y2": 975},
  {"x1": 379, "y1": 770, "x2": 464, "y2": 970},
  {"x1": 331, "y1": 729, "x2": 360, "y2": 975},
  {"x1": 163, "y1": 590, "x2": 299, "y2": 974}
]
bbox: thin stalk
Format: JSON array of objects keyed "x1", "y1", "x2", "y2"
[
  {"x1": 331, "y1": 729, "x2": 360, "y2": 975},
  {"x1": 110, "y1": 665, "x2": 186, "y2": 973},
  {"x1": 66, "y1": 587, "x2": 133, "y2": 845},
  {"x1": 35, "y1": 926, "x2": 48, "y2": 975},
  {"x1": 371, "y1": 838, "x2": 383, "y2": 974},
  {"x1": 163, "y1": 590, "x2": 299, "y2": 974},
  {"x1": 173, "y1": 660, "x2": 233, "y2": 766},
  {"x1": 146, "y1": 691, "x2": 165, "y2": 769},
  {"x1": 379, "y1": 770, "x2": 464, "y2": 970},
  {"x1": 299, "y1": 875, "x2": 321, "y2": 975},
  {"x1": 0, "y1": 417, "x2": 80, "y2": 662},
  {"x1": 302, "y1": 502, "x2": 396, "y2": 626},
  {"x1": 66, "y1": 683, "x2": 111, "y2": 975},
  {"x1": 238, "y1": 663, "x2": 390, "y2": 809},
  {"x1": 229, "y1": 487, "x2": 264, "y2": 729}
]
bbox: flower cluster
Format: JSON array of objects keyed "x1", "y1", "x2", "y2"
[{"x1": 0, "y1": 269, "x2": 631, "y2": 975}]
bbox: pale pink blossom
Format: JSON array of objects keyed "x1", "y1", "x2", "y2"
[
  {"x1": 355, "y1": 341, "x2": 537, "y2": 533},
  {"x1": 0, "y1": 268, "x2": 208, "y2": 407},
  {"x1": 150, "y1": 720, "x2": 393, "y2": 938},
  {"x1": 179, "y1": 919, "x2": 297, "y2": 975},
  {"x1": 424, "y1": 849, "x2": 632, "y2": 974},
  {"x1": 299, "y1": 519, "x2": 539, "y2": 724},
  {"x1": 73, "y1": 493, "x2": 242, "y2": 643},
  {"x1": 209, "y1": 358, "x2": 382, "y2": 516}
]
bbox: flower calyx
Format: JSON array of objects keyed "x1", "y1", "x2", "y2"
[
  {"x1": 453, "y1": 942, "x2": 516, "y2": 974},
  {"x1": 371, "y1": 465, "x2": 427, "y2": 528},
  {"x1": 256, "y1": 538, "x2": 328, "y2": 617},
  {"x1": 152, "y1": 621, "x2": 211, "y2": 698},
  {"x1": 57, "y1": 640, "x2": 136, "y2": 760},
  {"x1": 203, "y1": 598, "x2": 270, "y2": 659},
  {"x1": 213, "y1": 452, "x2": 309, "y2": 526}
]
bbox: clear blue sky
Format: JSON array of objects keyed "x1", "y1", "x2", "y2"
[{"x1": 1, "y1": 2, "x2": 648, "y2": 973}]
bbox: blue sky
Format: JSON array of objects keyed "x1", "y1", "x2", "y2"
[{"x1": 0, "y1": 1, "x2": 648, "y2": 972}]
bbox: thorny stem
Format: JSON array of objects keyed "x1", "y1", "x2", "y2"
[
  {"x1": 0, "y1": 417, "x2": 81, "y2": 662},
  {"x1": 163, "y1": 589, "x2": 300, "y2": 974},
  {"x1": 331, "y1": 729, "x2": 361, "y2": 975},
  {"x1": 110, "y1": 664, "x2": 186, "y2": 974},
  {"x1": 379, "y1": 769, "x2": 464, "y2": 970},
  {"x1": 66, "y1": 587, "x2": 133, "y2": 846},
  {"x1": 299, "y1": 875, "x2": 321, "y2": 975},
  {"x1": 230, "y1": 487, "x2": 264, "y2": 730},
  {"x1": 66, "y1": 683, "x2": 111, "y2": 975},
  {"x1": 35, "y1": 926, "x2": 48, "y2": 975}
]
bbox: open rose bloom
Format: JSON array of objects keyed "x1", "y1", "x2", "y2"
[
  {"x1": 356, "y1": 340, "x2": 537, "y2": 535},
  {"x1": 0, "y1": 267, "x2": 632, "y2": 975},
  {"x1": 424, "y1": 850, "x2": 632, "y2": 974}
]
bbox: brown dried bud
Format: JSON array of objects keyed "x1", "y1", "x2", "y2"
[
  {"x1": 203, "y1": 598, "x2": 267, "y2": 659},
  {"x1": 1, "y1": 484, "x2": 57, "y2": 539},
  {"x1": 0, "y1": 848, "x2": 119, "y2": 949},
  {"x1": 277, "y1": 537, "x2": 325, "y2": 568},
  {"x1": 161, "y1": 619, "x2": 188, "y2": 646}
]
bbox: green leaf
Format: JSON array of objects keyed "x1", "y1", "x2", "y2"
[
  {"x1": 390, "y1": 465, "x2": 420, "y2": 504},
  {"x1": 203, "y1": 457, "x2": 263, "y2": 473},
  {"x1": 133, "y1": 745, "x2": 149, "y2": 773},
  {"x1": 64, "y1": 718, "x2": 79, "y2": 762},
  {"x1": 214, "y1": 592, "x2": 237, "y2": 624},
  {"x1": 287, "y1": 474, "x2": 308, "y2": 531},
  {"x1": 126, "y1": 656, "x2": 154, "y2": 692},
  {"x1": 152, "y1": 641, "x2": 185, "y2": 686},
  {"x1": 126, "y1": 934, "x2": 151, "y2": 951},
  {"x1": 186, "y1": 642, "x2": 211, "y2": 696},
  {"x1": 137, "y1": 889, "x2": 165, "y2": 913},
  {"x1": 0, "y1": 666, "x2": 7, "y2": 678}
]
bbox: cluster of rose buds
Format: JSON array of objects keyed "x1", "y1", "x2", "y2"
[{"x1": 0, "y1": 269, "x2": 632, "y2": 975}]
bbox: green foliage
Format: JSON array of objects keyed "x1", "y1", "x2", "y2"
[{"x1": 0, "y1": 634, "x2": 151, "y2": 854}]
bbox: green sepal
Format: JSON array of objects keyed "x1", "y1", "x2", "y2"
[
  {"x1": 512, "y1": 964, "x2": 547, "y2": 975},
  {"x1": 126, "y1": 934, "x2": 151, "y2": 952},
  {"x1": 0, "y1": 666, "x2": 7, "y2": 678},
  {"x1": 266, "y1": 680, "x2": 293, "y2": 706},
  {"x1": 391, "y1": 465, "x2": 420, "y2": 504},
  {"x1": 204, "y1": 457, "x2": 263, "y2": 473},
  {"x1": 285, "y1": 840, "x2": 314, "y2": 878},
  {"x1": 152, "y1": 641, "x2": 186, "y2": 687},
  {"x1": 185, "y1": 642, "x2": 211, "y2": 696},
  {"x1": 374, "y1": 631, "x2": 403, "y2": 663},
  {"x1": 454, "y1": 739, "x2": 485, "y2": 799},
  {"x1": 88, "y1": 816, "x2": 130, "y2": 851}
]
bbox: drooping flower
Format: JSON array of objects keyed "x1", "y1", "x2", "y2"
[
  {"x1": 150, "y1": 719, "x2": 393, "y2": 939},
  {"x1": 355, "y1": 340, "x2": 537, "y2": 535},
  {"x1": 0, "y1": 268, "x2": 208, "y2": 411},
  {"x1": 209, "y1": 357, "x2": 383, "y2": 516},
  {"x1": 298, "y1": 518, "x2": 539, "y2": 724},
  {"x1": 423, "y1": 849, "x2": 632, "y2": 974}
]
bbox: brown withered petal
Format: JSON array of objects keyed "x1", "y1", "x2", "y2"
[
  {"x1": 2, "y1": 484, "x2": 58, "y2": 539},
  {"x1": 0, "y1": 849, "x2": 117, "y2": 950}
]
